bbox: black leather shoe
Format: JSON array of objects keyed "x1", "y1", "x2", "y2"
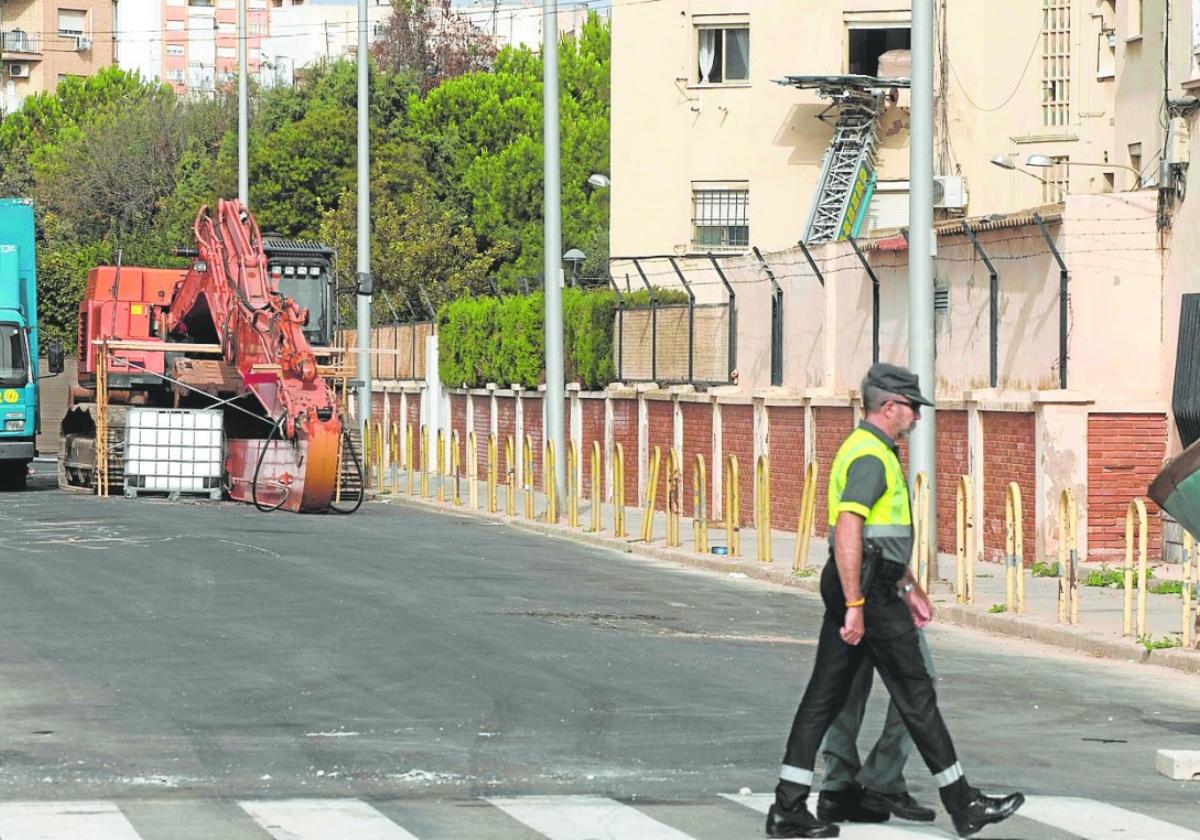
[
  {"x1": 949, "y1": 791, "x2": 1025, "y2": 838},
  {"x1": 816, "y1": 787, "x2": 890, "y2": 824},
  {"x1": 860, "y1": 789, "x2": 937, "y2": 823},
  {"x1": 765, "y1": 803, "x2": 840, "y2": 838}
]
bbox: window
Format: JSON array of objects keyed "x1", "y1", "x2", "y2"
[
  {"x1": 865, "y1": 180, "x2": 909, "y2": 234},
  {"x1": 1129, "y1": 142, "x2": 1143, "y2": 187},
  {"x1": 0, "y1": 325, "x2": 30, "y2": 388},
  {"x1": 56, "y1": 9, "x2": 86, "y2": 36},
  {"x1": 1042, "y1": 0, "x2": 1070, "y2": 126},
  {"x1": 217, "y1": 46, "x2": 235, "y2": 58},
  {"x1": 166, "y1": 44, "x2": 185, "y2": 56},
  {"x1": 166, "y1": 68, "x2": 185, "y2": 82},
  {"x1": 1129, "y1": 0, "x2": 1144, "y2": 38},
  {"x1": 1042, "y1": 155, "x2": 1069, "y2": 202},
  {"x1": 692, "y1": 185, "x2": 749, "y2": 249},
  {"x1": 847, "y1": 26, "x2": 910, "y2": 76},
  {"x1": 696, "y1": 26, "x2": 749, "y2": 84},
  {"x1": 166, "y1": 19, "x2": 185, "y2": 30},
  {"x1": 216, "y1": 21, "x2": 234, "y2": 33}
]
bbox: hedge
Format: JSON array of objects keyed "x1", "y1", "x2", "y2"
[{"x1": 438, "y1": 288, "x2": 684, "y2": 390}]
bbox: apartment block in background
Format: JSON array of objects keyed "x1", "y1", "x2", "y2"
[
  {"x1": 2, "y1": 0, "x2": 115, "y2": 113},
  {"x1": 116, "y1": 0, "x2": 269, "y2": 97},
  {"x1": 261, "y1": 0, "x2": 392, "y2": 86}
]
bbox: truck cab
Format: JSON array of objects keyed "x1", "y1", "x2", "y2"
[{"x1": 0, "y1": 199, "x2": 40, "y2": 488}]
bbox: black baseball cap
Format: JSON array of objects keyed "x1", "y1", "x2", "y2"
[{"x1": 865, "y1": 362, "x2": 934, "y2": 407}]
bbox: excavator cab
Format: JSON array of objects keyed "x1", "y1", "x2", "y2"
[{"x1": 262, "y1": 237, "x2": 335, "y2": 348}]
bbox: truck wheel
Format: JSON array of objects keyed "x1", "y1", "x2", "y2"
[{"x1": 0, "y1": 463, "x2": 27, "y2": 491}]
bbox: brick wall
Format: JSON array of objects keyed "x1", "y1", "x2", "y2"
[
  {"x1": 406, "y1": 393, "x2": 421, "y2": 435},
  {"x1": 981, "y1": 412, "x2": 1036, "y2": 563},
  {"x1": 495, "y1": 396, "x2": 517, "y2": 485},
  {"x1": 450, "y1": 395, "x2": 467, "y2": 476},
  {"x1": 647, "y1": 400, "x2": 675, "y2": 512},
  {"x1": 579, "y1": 399, "x2": 605, "y2": 499},
  {"x1": 473, "y1": 397, "x2": 491, "y2": 478},
  {"x1": 1087, "y1": 413, "x2": 1167, "y2": 558},
  {"x1": 681, "y1": 401, "x2": 713, "y2": 518},
  {"x1": 768, "y1": 406, "x2": 806, "y2": 532},
  {"x1": 721, "y1": 404, "x2": 755, "y2": 525},
  {"x1": 612, "y1": 397, "x2": 639, "y2": 503},
  {"x1": 813, "y1": 407, "x2": 855, "y2": 537},
  {"x1": 935, "y1": 410, "x2": 969, "y2": 553},
  {"x1": 523, "y1": 396, "x2": 544, "y2": 489}
]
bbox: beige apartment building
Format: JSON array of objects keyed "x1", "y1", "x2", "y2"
[
  {"x1": 609, "y1": 0, "x2": 1140, "y2": 256},
  {"x1": 1, "y1": 0, "x2": 114, "y2": 113}
]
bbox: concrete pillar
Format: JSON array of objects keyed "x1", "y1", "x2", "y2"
[
  {"x1": 1036, "y1": 394, "x2": 1091, "y2": 563},
  {"x1": 604, "y1": 391, "x2": 615, "y2": 503},
  {"x1": 514, "y1": 384, "x2": 525, "y2": 488},
  {"x1": 569, "y1": 384, "x2": 582, "y2": 492},
  {"x1": 637, "y1": 386, "x2": 650, "y2": 507},
  {"x1": 712, "y1": 397, "x2": 724, "y2": 520}
]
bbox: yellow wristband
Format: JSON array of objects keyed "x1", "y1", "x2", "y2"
[{"x1": 845, "y1": 597, "x2": 866, "y2": 608}]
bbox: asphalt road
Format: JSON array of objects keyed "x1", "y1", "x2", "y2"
[{"x1": 0, "y1": 464, "x2": 1196, "y2": 838}]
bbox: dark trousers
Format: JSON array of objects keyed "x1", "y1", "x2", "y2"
[{"x1": 776, "y1": 564, "x2": 963, "y2": 808}]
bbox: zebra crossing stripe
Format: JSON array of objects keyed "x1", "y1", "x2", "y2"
[
  {"x1": 1019, "y1": 795, "x2": 1200, "y2": 840},
  {"x1": 0, "y1": 801, "x2": 144, "y2": 840},
  {"x1": 239, "y1": 798, "x2": 420, "y2": 840},
  {"x1": 487, "y1": 795, "x2": 696, "y2": 840},
  {"x1": 719, "y1": 793, "x2": 955, "y2": 838}
]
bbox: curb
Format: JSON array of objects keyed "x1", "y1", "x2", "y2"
[{"x1": 381, "y1": 494, "x2": 1200, "y2": 678}]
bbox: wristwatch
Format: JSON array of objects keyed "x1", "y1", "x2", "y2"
[{"x1": 900, "y1": 582, "x2": 915, "y2": 594}]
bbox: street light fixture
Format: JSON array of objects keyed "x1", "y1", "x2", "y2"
[
  {"x1": 1025, "y1": 153, "x2": 1141, "y2": 187},
  {"x1": 587, "y1": 173, "x2": 611, "y2": 189},
  {"x1": 562, "y1": 248, "x2": 586, "y2": 286},
  {"x1": 990, "y1": 153, "x2": 1049, "y2": 184}
]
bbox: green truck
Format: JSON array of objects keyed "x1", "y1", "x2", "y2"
[{"x1": 0, "y1": 198, "x2": 62, "y2": 489}]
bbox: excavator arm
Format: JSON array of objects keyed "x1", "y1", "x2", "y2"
[{"x1": 166, "y1": 200, "x2": 343, "y2": 512}]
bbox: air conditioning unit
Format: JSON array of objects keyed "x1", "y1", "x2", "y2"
[
  {"x1": 932, "y1": 175, "x2": 967, "y2": 209},
  {"x1": 7, "y1": 63, "x2": 30, "y2": 79},
  {"x1": 74, "y1": 35, "x2": 92, "y2": 51}
]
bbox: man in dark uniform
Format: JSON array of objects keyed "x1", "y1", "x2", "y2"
[{"x1": 765, "y1": 363, "x2": 1025, "y2": 839}]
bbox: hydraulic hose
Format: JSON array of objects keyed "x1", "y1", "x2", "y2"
[
  {"x1": 251, "y1": 415, "x2": 290, "y2": 513},
  {"x1": 328, "y1": 425, "x2": 365, "y2": 515}
]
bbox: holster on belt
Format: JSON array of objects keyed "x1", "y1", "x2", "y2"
[{"x1": 861, "y1": 540, "x2": 882, "y2": 598}]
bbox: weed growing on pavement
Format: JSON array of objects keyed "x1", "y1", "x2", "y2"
[
  {"x1": 1148, "y1": 579, "x2": 1184, "y2": 595},
  {"x1": 792, "y1": 568, "x2": 816, "y2": 578},
  {"x1": 988, "y1": 603, "x2": 1007, "y2": 613},
  {"x1": 1083, "y1": 564, "x2": 1154, "y2": 588},
  {"x1": 1031, "y1": 561, "x2": 1060, "y2": 577},
  {"x1": 1138, "y1": 634, "x2": 1182, "y2": 650}
]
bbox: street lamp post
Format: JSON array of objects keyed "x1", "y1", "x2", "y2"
[{"x1": 543, "y1": 0, "x2": 566, "y2": 504}]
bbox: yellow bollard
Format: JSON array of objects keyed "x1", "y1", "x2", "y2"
[
  {"x1": 1124, "y1": 498, "x2": 1148, "y2": 637},
  {"x1": 755, "y1": 455, "x2": 772, "y2": 563},
  {"x1": 375, "y1": 420, "x2": 385, "y2": 494},
  {"x1": 1183, "y1": 531, "x2": 1196, "y2": 648},
  {"x1": 909, "y1": 472, "x2": 931, "y2": 591},
  {"x1": 419, "y1": 425, "x2": 430, "y2": 498},
  {"x1": 450, "y1": 430, "x2": 461, "y2": 506},
  {"x1": 1004, "y1": 482, "x2": 1025, "y2": 613},
  {"x1": 640, "y1": 446, "x2": 663, "y2": 542},
  {"x1": 504, "y1": 435, "x2": 516, "y2": 516},
  {"x1": 523, "y1": 435, "x2": 535, "y2": 520},
  {"x1": 436, "y1": 429, "x2": 446, "y2": 502},
  {"x1": 544, "y1": 439, "x2": 558, "y2": 524},
  {"x1": 693, "y1": 454, "x2": 709, "y2": 554},
  {"x1": 955, "y1": 475, "x2": 975, "y2": 605},
  {"x1": 725, "y1": 453, "x2": 741, "y2": 557},
  {"x1": 391, "y1": 421, "x2": 401, "y2": 495},
  {"x1": 406, "y1": 423, "x2": 416, "y2": 496},
  {"x1": 612, "y1": 442, "x2": 627, "y2": 538},
  {"x1": 467, "y1": 431, "x2": 479, "y2": 509},
  {"x1": 590, "y1": 441, "x2": 602, "y2": 533},
  {"x1": 665, "y1": 448, "x2": 682, "y2": 548},
  {"x1": 487, "y1": 433, "x2": 499, "y2": 513},
  {"x1": 567, "y1": 441, "x2": 580, "y2": 528},
  {"x1": 793, "y1": 461, "x2": 818, "y2": 572},
  {"x1": 1057, "y1": 489, "x2": 1079, "y2": 625}
]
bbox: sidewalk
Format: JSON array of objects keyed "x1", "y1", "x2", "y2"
[{"x1": 371, "y1": 469, "x2": 1200, "y2": 677}]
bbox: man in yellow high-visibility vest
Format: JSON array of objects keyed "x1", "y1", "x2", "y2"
[{"x1": 765, "y1": 363, "x2": 1024, "y2": 840}]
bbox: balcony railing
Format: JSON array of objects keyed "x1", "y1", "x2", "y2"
[{"x1": 2, "y1": 30, "x2": 42, "y2": 55}]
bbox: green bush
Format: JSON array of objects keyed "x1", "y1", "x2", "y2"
[{"x1": 439, "y1": 287, "x2": 629, "y2": 389}]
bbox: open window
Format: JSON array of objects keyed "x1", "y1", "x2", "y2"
[
  {"x1": 847, "y1": 26, "x2": 910, "y2": 76},
  {"x1": 695, "y1": 17, "x2": 749, "y2": 85}
]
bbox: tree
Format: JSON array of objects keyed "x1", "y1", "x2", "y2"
[{"x1": 372, "y1": 0, "x2": 496, "y2": 95}]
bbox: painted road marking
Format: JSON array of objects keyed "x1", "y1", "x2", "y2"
[
  {"x1": 0, "y1": 801, "x2": 144, "y2": 840},
  {"x1": 1019, "y1": 795, "x2": 1200, "y2": 840},
  {"x1": 488, "y1": 795, "x2": 696, "y2": 840},
  {"x1": 239, "y1": 799, "x2": 420, "y2": 840}
]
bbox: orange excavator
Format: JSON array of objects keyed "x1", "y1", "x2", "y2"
[{"x1": 59, "y1": 199, "x2": 361, "y2": 513}]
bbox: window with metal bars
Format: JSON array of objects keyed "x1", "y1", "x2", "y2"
[
  {"x1": 692, "y1": 188, "x2": 749, "y2": 250},
  {"x1": 1042, "y1": 0, "x2": 1070, "y2": 127},
  {"x1": 1042, "y1": 155, "x2": 1069, "y2": 202}
]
